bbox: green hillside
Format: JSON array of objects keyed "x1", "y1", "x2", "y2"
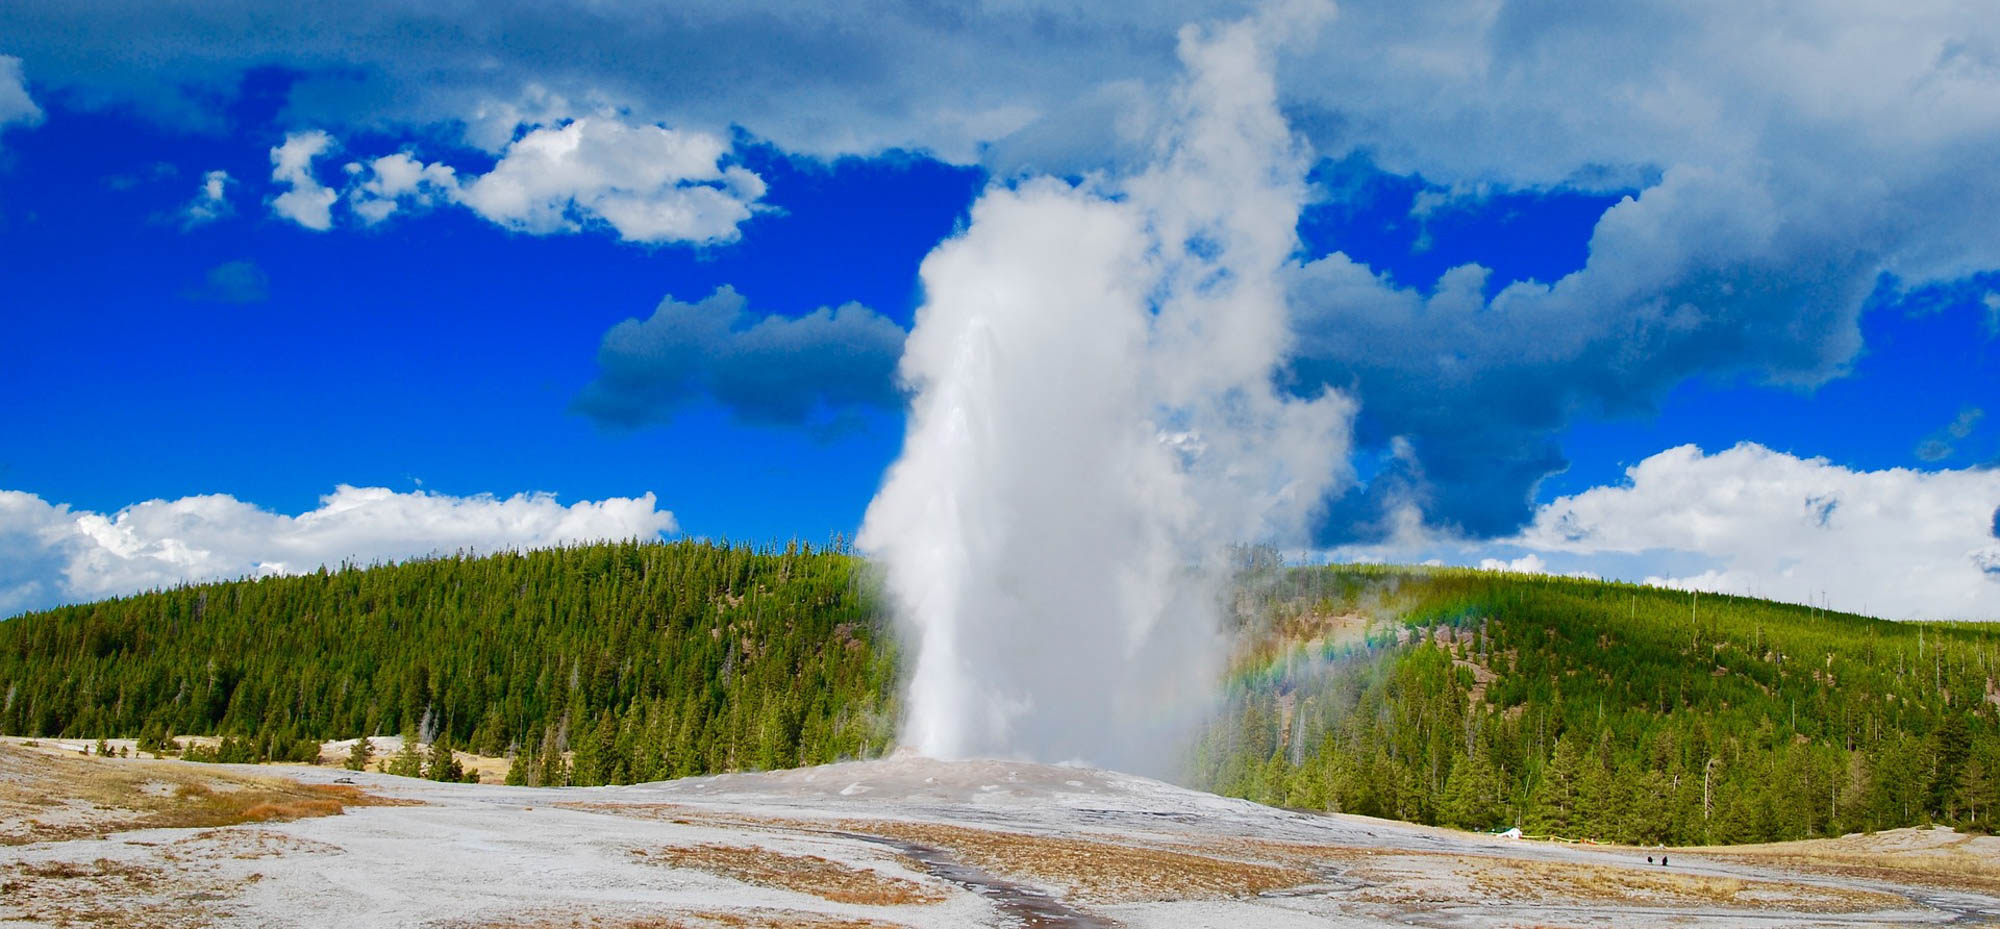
[
  {"x1": 0, "y1": 540, "x2": 898, "y2": 785},
  {"x1": 1190, "y1": 559, "x2": 2000, "y2": 845},
  {"x1": 4, "y1": 542, "x2": 1997, "y2": 845}
]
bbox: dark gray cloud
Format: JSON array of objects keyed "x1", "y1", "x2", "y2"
[
  {"x1": 1916, "y1": 407, "x2": 1985, "y2": 462},
  {"x1": 0, "y1": 1, "x2": 1202, "y2": 162},
  {"x1": 1290, "y1": 162, "x2": 1883, "y2": 541},
  {"x1": 573, "y1": 286, "x2": 906, "y2": 431}
]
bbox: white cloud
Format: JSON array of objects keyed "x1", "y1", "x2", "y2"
[
  {"x1": 1511, "y1": 444, "x2": 2000, "y2": 620},
  {"x1": 182, "y1": 169, "x2": 232, "y2": 226},
  {"x1": 1477, "y1": 553, "x2": 1549, "y2": 575},
  {"x1": 455, "y1": 118, "x2": 765, "y2": 244},
  {"x1": 269, "y1": 130, "x2": 338, "y2": 230},
  {"x1": 266, "y1": 118, "x2": 765, "y2": 244},
  {"x1": 345, "y1": 151, "x2": 457, "y2": 224},
  {"x1": 0, "y1": 486, "x2": 677, "y2": 617},
  {"x1": 0, "y1": 55, "x2": 39, "y2": 138}
]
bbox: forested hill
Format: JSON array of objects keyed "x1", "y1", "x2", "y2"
[
  {"x1": 0, "y1": 541, "x2": 898, "y2": 784},
  {"x1": 1189, "y1": 562, "x2": 2000, "y2": 846},
  {"x1": 6, "y1": 543, "x2": 2000, "y2": 846}
]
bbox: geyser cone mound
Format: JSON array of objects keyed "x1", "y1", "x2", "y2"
[{"x1": 614, "y1": 753, "x2": 1254, "y2": 817}]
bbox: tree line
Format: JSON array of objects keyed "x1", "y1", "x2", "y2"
[
  {"x1": 6, "y1": 543, "x2": 1998, "y2": 844},
  {"x1": 1187, "y1": 563, "x2": 2000, "y2": 844},
  {"x1": 0, "y1": 539, "x2": 898, "y2": 783}
]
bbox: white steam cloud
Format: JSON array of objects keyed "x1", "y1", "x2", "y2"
[{"x1": 859, "y1": 6, "x2": 1352, "y2": 774}]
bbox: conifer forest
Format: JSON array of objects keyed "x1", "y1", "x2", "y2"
[{"x1": 5, "y1": 541, "x2": 1998, "y2": 846}]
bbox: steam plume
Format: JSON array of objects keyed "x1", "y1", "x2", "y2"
[{"x1": 859, "y1": 6, "x2": 1351, "y2": 774}]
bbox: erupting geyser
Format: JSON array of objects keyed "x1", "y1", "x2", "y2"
[{"x1": 859, "y1": 5, "x2": 1353, "y2": 774}]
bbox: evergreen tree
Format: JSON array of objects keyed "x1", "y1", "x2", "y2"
[
  {"x1": 346, "y1": 736, "x2": 374, "y2": 772},
  {"x1": 426, "y1": 737, "x2": 464, "y2": 782},
  {"x1": 383, "y1": 739, "x2": 424, "y2": 778},
  {"x1": 505, "y1": 744, "x2": 533, "y2": 787},
  {"x1": 1528, "y1": 735, "x2": 1587, "y2": 837}
]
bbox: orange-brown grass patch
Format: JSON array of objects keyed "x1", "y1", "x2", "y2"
[
  {"x1": 1683, "y1": 827, "x2": 2000, "y2": 895},
  {"x1": 0, "y1": 742, "x2": 408, "y2": 845},
  {"x1": 633, "y1": 843, "x2": 947, "y2": 905},
  {"x1": 564, "y1": 804, "x2": 1314, "y2": 905},
  {"x1": 1152, "y1": 834, "x2": 1908, "y2": 913},
  {"x1": 464, "y1": 909, "x2": 909, "y2": 929},
  {"x1": 1451, "y1": 856, "x2": 1909, "y2": 912},
  {"x1": 831, "y1": 819, "x2": 1315, "y2": 904}
]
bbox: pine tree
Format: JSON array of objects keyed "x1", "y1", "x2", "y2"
[
  {"x1": 1529, "y1": 735, "x2": 1587, "y2": 837},
  {"x1": 1961, "y1": 751, "x2": 1997, "y2": 830},
  {"x1": 1441, "y1": 749, "x2": 1504, "y2": 829},
  {"x1": 426, "y1": 737, "x2": 463, "y2": 782},
  {"x1": 346, "y1": 736, "x2": 373, "y2": 772},
  {"x1": 383, "y1": 738, "x2": 424, "y2": 778},
  {"x1": 505, "y1": 743, "x2": 533, "y2": 787}
]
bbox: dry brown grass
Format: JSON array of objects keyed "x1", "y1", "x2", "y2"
[
  {"x1": 632, "y1": 842, "x2": 947, "y2": 905},
  {"x1": 557, "y1": 801, "x2": 1924, "y2": 915},
  {"x1": 1150, "y1": 834, "x2": 1908, "y2": 913},
  {"x1": 0, "y1": 741, "x2": 408, "y2": 845},
  {"x1": 831, "y1": 819, "x2": 1315, "y2": 904},
  {"x1": 1454, "y1": 856, "x2": 1907, "y2": 912},
  {"x1": 466, "y1": 910, "x2": 908, "y2": 929},
  {"x1": 566, "y1": 804, "x2": 1314, "y2": 904},
  {"x1": 1686, "y1": 828, "x2": 2000, "y2": 895}
]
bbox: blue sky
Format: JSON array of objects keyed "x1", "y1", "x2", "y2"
[{"x1": 2, "y1": 1, "x2": 1998, "y2": 620}]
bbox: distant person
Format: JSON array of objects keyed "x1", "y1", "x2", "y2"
[
  {"x1": 1661, "y1": 856, "x2": 1669, "y2": 867},
  {"x1": 1646, "y1": 855, "x2": 1653, "y2": 864}
]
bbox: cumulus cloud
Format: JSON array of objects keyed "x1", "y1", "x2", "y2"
[
  {"x1": 1267, "y1": 2, "x2": 2000, "y2": 540},
  {"x1": 182, "y1": 169, "x2": 233, "y2": 226},
  {"x1": 0, "y1": 55, "x2": 39, "y2": 139},
  {"x1": 269, "y1": 130, "x2": 338, "y2": 230},
  {"x1": 1509, "y1": 444, "x2": 2000, "y2": 620},
  {"x1": 1288, "y1": 170, "x2": 1877, "y2": 540},
  {"x1": 1477, "y1": 553, "x2": 1548, "y2": 575},
  {"x1": 184, "y1": 259, "x2": 268, "y2": 304},
  {"x1": 267, "y1": 119, "x2": 764, "y2": 244},
  {"x1": 0, "y1": 486, "x2": 677, "y2": 617},
  {"x1": 344, "y1": 151, "x2": 456, "y2": 224},
  {"x1": 573, "y1": 285, "x2": 905, "y2": 430},
  {"x1": 456, "y1": 118, "x2": 765, "y2": 244}
]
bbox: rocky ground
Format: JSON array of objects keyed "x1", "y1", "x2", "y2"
[{"x1": 3, "y1": 740, "x2": 1997, "y2": 928}]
